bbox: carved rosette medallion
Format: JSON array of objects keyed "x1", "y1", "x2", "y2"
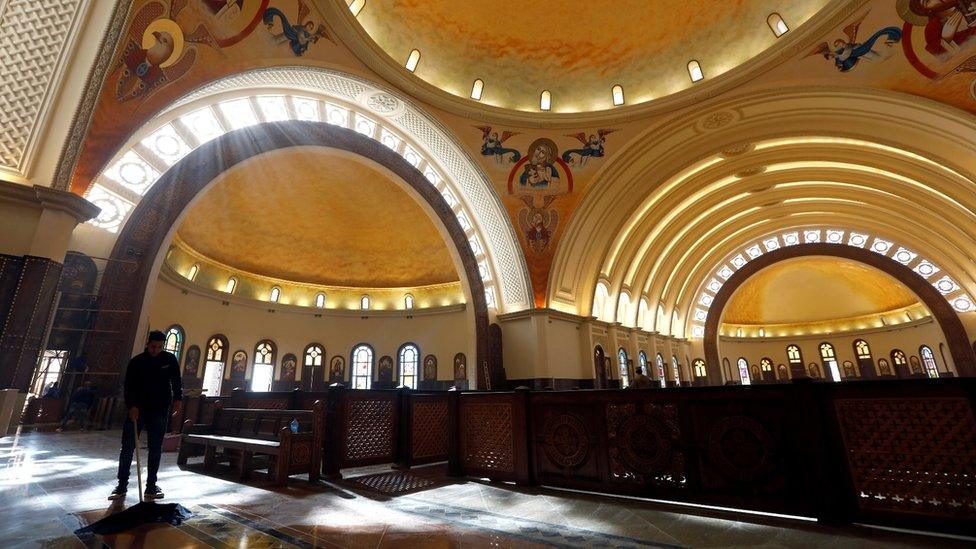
[
  {"x1": 706, "y1": 415, "x2": 775, "y2": 483},
  {"x1": 542, "y1": 412, "x2": 589, "y2": 471}
]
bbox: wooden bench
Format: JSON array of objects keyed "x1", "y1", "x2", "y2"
[{"x1": 178, "y1": 400, "x2": 323, "y2": 485}]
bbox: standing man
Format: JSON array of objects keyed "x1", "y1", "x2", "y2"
[
  {"x1": 631, "y1": 366, "x2": 654, "y2": 389},
  {"x1": 109, "y1": 330, "x2": 182, "y2": 501}
]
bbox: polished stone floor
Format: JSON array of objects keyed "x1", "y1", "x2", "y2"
[{"x1": 0, "y1": 428, "x2": 970, "y2": 548}]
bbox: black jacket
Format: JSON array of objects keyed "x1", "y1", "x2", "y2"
[{"x1": 123, "y1": 350, "x2": 183, "y2": 411}]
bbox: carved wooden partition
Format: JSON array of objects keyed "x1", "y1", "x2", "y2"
[
  {"x1": 457, "y1": 391, "x2": 532, "y2": 484},
  {"x1": 401, "y1": 392, "x2": 451, "y2": 466}
]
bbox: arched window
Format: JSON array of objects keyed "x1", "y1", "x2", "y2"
[
  {"x1": 819, "y1": 342, "x2": 841, "y2": 382},
  {"x1": 722, "y1": 357, "x2": 731, "y2": 380},
  {"x1": 693, "y1": 359, "x2": 706, "y2": 378},
  {"x1": 186, "y1": 263, "x2": 199, "y2": 281},
  {"x1": 854, "y1": 339, "x2": 872, "y2": 359},
  {"x1": 398, "y1": 343, "x2": 420, "y2": 389},
  {"x1": 203, "y1": 335, "x2": 227, "y2": 396},
  {"x1": 617, "y1": 348, "x2": 630, "y2": 388},
  {"x1": 315, "y1": 292, "x2": 326, "y2": 308},
  {"x1": 405, "y1": 49, "x2": 421, "y2": 72},
  {"x1": 760, "y1": 358, "x2": 773, "y2": 381},
  {"x1": 251, "y1": 340, "x2": 276, "y2": 392},
  {"x1": 656, "y1": 353, "x2": 666, "y2": 387},
  {"x1": 767, "y1": 13, "x2": 789, "y2": 37},
  {"x1": 687, "y1": 59, "x2": 704, "y2": 82},
  {"x1": 617, "y1": 292, "x2": 631, "y2": 326},
  {"x1": 360, "y1": 295, "x2": 370, "y2": 310},
  {"x1": 540, "y1": 89, "x2": 552, "y2": 111},
  {"x1": 164, "y1": 324, "x2": 184, "y2": 361},
  {"x1": 404, "y1": 294, "x2": 414, "y2": 310},
  {"x1": 351, "y1": 344, "x2": 374, "y2": 389},
  {"x1": 920, "y1": 345, "x2": 939, "y2": 378},
  {"x1": 891, "y1": 349, "x2": 908, "y2": 372},
  {"x1": 470, "y1": 78, "x2": 484, "y2": 100},
  {"x1": 786, "y1": 345, "x2": 803, "y2": 367},
  {"x1": 671, "y1": 356, "x2": 681, "y2": 386},
  {"x1": 853, "y1": 339, "x2": 874, "y2": 377},
  {"x1": 304, "y1": 344, "x2": 323, "y2": 367},
  {"x1": 593, "y1": 282, "x2": 610, "y2": 320},
  {"x1": 737, "y1": 357, "x2": 751, "y2": 385},
  {"x1": 269, "y1": 286, "x2": 281, "y2": 303},
  {"x1": 611, "y1": 84, "x2": 625, "y2": 106},
  {"x1": 225, "y1": 277, "x2": 237, "y2": 294},
  {"x1": 638, "y1": 351, "x2": 648, "y2": 376},
  {"x1": 638, "y1": 298, "x2": 650, "y2": 330}
]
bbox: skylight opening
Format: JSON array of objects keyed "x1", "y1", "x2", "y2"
[
  {"x1": 315, "y1": 292, "x2": 326, "y2": 309},
  {"x1": 348, "y1": 0, "x2": 365, "y2": 17},
  {"x1": 360, "y1": 295, "x2": 371, "y2": 310},
  {"x1": 687, "y1": 60, "x2": 704, "y2": 83},
  {"x1": 470, "y1": 79, "x2": 484, "y2": 100},
  {"x1": 767, "y1": 13, "x2": 789, "y2": 37},
  {"x1": 269, "y1": 286, "x2": 280, "y2": 303},
  {"x1": 540, "y1": 90, "x2": 551, "y2": 111},
  {"x1": 225, "y1": 277, "x2": 238, "y2": 294},
  {"x1": 405, "y1": 49, "x2": 421, "y2": 72},
  {"x1": 186, "y1": 263, "x2": 199, "y2": 281},
  {"x1": 611, "y1": 84, "x2": 625, "y2": 106}
]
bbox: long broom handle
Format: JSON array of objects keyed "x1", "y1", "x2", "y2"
[{"x1": 133, "y1": 417, "x2": 143, "y2": 503}]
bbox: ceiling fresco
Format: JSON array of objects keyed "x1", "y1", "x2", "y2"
[
  {"x1": 353, "y1": 0, "x2": 831, "y2": 112},
  {"x1": 176, "y1": 148, "x2": 460, "y2": 288},
  {"x1": 65, "y1": 0, "x2": 976, "y2": 309},
  {"x1": 722, "y1": 256, "x2": 922, "y2": 325}
]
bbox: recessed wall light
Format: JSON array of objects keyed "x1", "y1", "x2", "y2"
[
  {"x1": 348, "y1": 0, "x2": 365, "y2": 17},
  {"x1": 767, "y1": 13, "x2": 789, "y2": 37},
  {"x1": 540, "y1": 90, "x2": 551, "y2": 111},
  {"x1": 687, "y1": 60, "x2": 704, "y2": 83},
  {"x1": 611, "y1": 84, "x2": 624, "y2": 106},
  {"x1": 405, "y1": 49, "x2": 421, "y2": 72},
  {"x1": 470, "y1": 78, "x2": 484, "y2": 100}
]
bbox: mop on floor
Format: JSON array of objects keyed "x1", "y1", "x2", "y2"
[{"x1": 74, "y1": 419, "x2": 192, "y2": 536}]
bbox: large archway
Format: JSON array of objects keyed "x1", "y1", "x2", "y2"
[
  {"x1": 83, "y1": 120, "x2": 500, "y2": 388},
  {"x1": 702, "y1": 244, "x2": 976, "y2": 380}
]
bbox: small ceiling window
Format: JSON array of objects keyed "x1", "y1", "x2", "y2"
[
  {"x1": 360, "y1": 295, "x2": 370, "y2": 310},
  {"x1": 540, "y1": 90, "x2": 551, "y2": 111},
  {"x1": 315, "y1": 292, "x2": 326, "y2": 309},
  {"x1": 186, "y1": 263, "x2": 199, "y2": 281},
  {"x1": 611, "y1": 84, "x2": 624, "y2": 106},
  {"x1": 348, "y1": 0, "x2": 365, "y2": 17},
  {"x1": 269, "y1": 286, "x2": 280, "y2": 303},
  {"x1": 687, "y1": 60, "x2": 704, "y2": 83},
  {"x1": 767, "y1": 13, "x2": 789, "y2": 37},
  {"x1": 405, "y1": 294, "x2": 414, "y2": 310},
  {"x1": 225, "y1": 277, "x2": 237, "y2": 294},
  {"x1": 470, "y1": 79, "x2": 484, "y2": 100},
  {"x1": 405, "y1": 49, "x2": 421, "y2": 72}
]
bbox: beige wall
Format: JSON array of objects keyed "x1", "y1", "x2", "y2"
[
  {"x1": 148, "y1": 276, "x2": 471, "y2": 383},
  {"x1": 717, "y1": 319, "x2": 954, "y2": 379},
  {"x1": 0, "y1": 200, "x2": 41, "y2": 256}
]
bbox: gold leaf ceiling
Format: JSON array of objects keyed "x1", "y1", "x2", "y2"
[
  {"x1": 176, "y1": 148, "x2": 459, "y2": 288},
  {"x1": 353, "y1": 0, "x2": 831, "y2": 112},
  {"x1": 722, "y1": 256, "x2": 922, "y2": 325}
]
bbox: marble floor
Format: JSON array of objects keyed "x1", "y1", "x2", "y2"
[{"x1": 0, "y1": 428, "x2": 971, "y2": 548}]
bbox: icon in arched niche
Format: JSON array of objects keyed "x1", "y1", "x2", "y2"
[
  {"x1": 183, "y1": 345, "x2": 201, "y2": 377},
  {"x1": 281, "y1": 354, "x2": 297, "y2": 381},
  {"x1": 807, "y1": 11, "x2": 901, "y2": 72},
  {"x1": 378, "y1": 356, "x2": 394, "y2": 384},
  {"x1": 113, "y1": 1, "x2": 226, "y2": 103},
  {"x1": 508, "y1": 138, "x2": 573, "y2": 254},
  {"x1": 453, "y1": 353, "x2": 467, "y2": 380},
  {"x1": 231, "y1": 350, "x2": 247, "y2": 373},
  {"x1": 262, "y1": 0, "x2": 331, "y2": 56},
  {"x1": 329, "y1": 356, "x2": 345, "y2": 382},
  {"x1": 423, "y1": 355, "x2": 437, "y2": 381},
  {"x1": 898, "y1": 0, "x2": 976, "y2": 78}
]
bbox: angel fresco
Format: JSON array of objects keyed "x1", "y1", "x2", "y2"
[
  {"x1": 114, "y1": 1, "x2": 221, "y2": 103},
  {"x1": 808, "y1": 11, "x2": 901, "y2": 72},
  {"x1": 561, "y1": 129, "x2": 617, "y2": 166},
  {"x1": 475, "y1": 126, "x2": 521, "y2": 163},
  {"x1": 263, "y1": 0, "x2": 330, "y2": 56}
]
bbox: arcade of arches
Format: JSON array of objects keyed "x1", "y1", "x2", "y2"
[{"x1": 2, "y1": 0, "x2": 976, "y2": 545}]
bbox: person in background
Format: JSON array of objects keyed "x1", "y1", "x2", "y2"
[
  {"x1": 109, "y1": 331, "x2": 182, "y2": 501},
  {"x1": 56, "y1": 381, "x2": 97, "y2": 431},
  {"x1": 42, "y1": 381, "x2": 60, "y2": 399},
  {"x1": 631, "y1": 366, "x2": 654, "y2": 389}
]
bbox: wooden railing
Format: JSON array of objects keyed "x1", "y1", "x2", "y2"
[{"x1": 174, "y1": 379, "x2": 975, "y2": 535}]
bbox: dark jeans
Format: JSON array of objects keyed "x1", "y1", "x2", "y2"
[
  {"x1": 59, "y1": 403, "x2": 90, "y2": 428},
  {"x1": 117, "y1": 408, "x2": 168, "y2": 487}
]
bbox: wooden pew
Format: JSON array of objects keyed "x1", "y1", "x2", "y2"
[{"x1": 178, "y1": 400, "x2": 323, "y2": 485}]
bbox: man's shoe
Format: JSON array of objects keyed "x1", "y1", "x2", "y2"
[
  {"x1": 108, "y1": 483, "x2": 127, "y2": 500},
  {"x1": 144, "y1": 485, "x2": 164, "y2": 500}
]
